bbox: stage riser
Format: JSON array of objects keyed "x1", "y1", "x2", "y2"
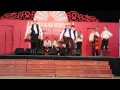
[
  {"x1": 0, "y1": 59, "x2": 27, "y2": 64},
  {"x1": 0, "y1": 59, "x2": 113, "y2": 78},
  {"x1": 56, "y1": 74, "x2": 113, "y2": 77},
  {"x1": 0, "y1": 60, "x2": 110, "y2": 65},
  {"x1": 0, "y1": 65, "x2": 110, "y2": 69},
  {"x1": 55, "y1": 60, "x2": 109, "y2": 65}
]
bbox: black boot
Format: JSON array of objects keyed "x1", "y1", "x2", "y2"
[
  {"x1": 32, "y1": 49, "x2": 35, "y2": 55},
  {"x1": 96, "y1": 50, "x2": 99, "y2": 56},
  {"x1": 65, "y1": 48, "x2": 69, "y2": 56},
  {"x1": 104, "y1": 50, "x2": 107, "y2": 56},
  {"x1": 80, "y1": 49, "x2": 82, "y2": 56},
  {"x1": 92, "y1": 52, "x2": 95, "y2": 56},
  {"x1": 100, "y1": 50, "x2": 102, "y2": 56},
  {"x1": 34, "y1": 48, "x2": 37, "y2": 55}
]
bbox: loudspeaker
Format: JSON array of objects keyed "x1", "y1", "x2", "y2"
[
  {"x1": 37, "y1": 48, "x2": 45, "y2": 55},
  {"x1": 25, "y1": 48, "x2": 32, "y2": 55},
  {"x1": 59, "y1": 48, "x2": 66, "y2": 55},
  {"x1": 14, "y1": 48, "x2": 24, "y2": 55},
  {"x1": 48, "y1": 49, "x2": 58, "y2": 55}
]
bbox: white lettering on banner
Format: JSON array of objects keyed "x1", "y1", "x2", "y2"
[
  {"x1": 39, "y1": 22, "x2": 44, "y2": 27},
  {"x1": 27, "y1": 21, "x2": 74, "y2": 35},
  {"x1": 48, "y1": 23, "x2": 53, "y2": 28},
  {"x1": 53, "y1": 23, "x2": 65, "y2": 28},
  {"x1": 39, "y1": 22, "x2": 66, "y2": 28},
  {"x1": 27, "y1": 21, "x2": 72, "y2": 28},
  {"x1": 42, "y1": 28, "x2": 62, "y2": 35},
  {"x1": 43, "y1": 23, "x2": 48, "y2": 27}
]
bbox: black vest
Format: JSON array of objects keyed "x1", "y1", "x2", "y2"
[
  {"x1": 31, "y1": 24, "x2": 39, "y2": 36},
  {"x1": 63, "y1": 28, "x2": 71, "y2": 38}
]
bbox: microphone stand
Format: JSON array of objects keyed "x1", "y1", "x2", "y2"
[
  {"x1": 51, "y1": 28, "x2": 53, "y2": 41},
  {"x1": 10, "y1": 30, "x2": 13, "y2": 54},
  {"x1": 4, "y1": 29, "x2": 6, "y2": 55},
  {"x1": 19, "y1": 30, "x2": 21, "y2": 48}
]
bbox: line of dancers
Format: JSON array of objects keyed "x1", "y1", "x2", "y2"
[{"x1": 24, "y1": 18, "x2": 113, "y2": 56}]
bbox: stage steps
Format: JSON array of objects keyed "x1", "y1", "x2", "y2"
[{"x1": 0, "y1": 59, "x2": 113, "y2": 78}]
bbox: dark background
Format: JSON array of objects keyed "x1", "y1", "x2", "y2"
[{"x1": 0, "y1": 0, "x2": 120, "y2": 22}]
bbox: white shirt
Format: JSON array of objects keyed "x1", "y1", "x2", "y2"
[
  {"x1": 59, "y1": 29, "x2": 74, "y2": 40},
  {"x1": 44, "y1": 40, "x2": 51, "y2": 47},
  {"x1": 101, "y1": 30, "x2": 112, "y2": 39},
  {"x1": 52, "y1": 40, "x2": 59, "y2": 47},
  {"x1": 25, "y1": 23, "x2": 43, "y2": 39},
  {"x1": 76, "y1": 34, "x2": 83, "y2": 42},
  {"x1": 89, "y1": 32, "x2": 99, "y2": 42}
]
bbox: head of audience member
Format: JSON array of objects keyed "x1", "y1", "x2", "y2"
[
  {"x1": 71, "y1": 25, "x2": 75, "y2": 30},
  {"x1": 104, "y1": 25, "x2": 108, "y2": 30}
]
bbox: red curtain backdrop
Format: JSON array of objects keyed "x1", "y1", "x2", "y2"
[{"x1": 0, "y1": 20, "x2": 119, "y2": 56}]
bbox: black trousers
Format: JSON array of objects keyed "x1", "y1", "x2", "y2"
[
  {"x1": 77, "y1": 42, "x2": 82, "y2": 55},
  {"x1": 63, "y1": 37, "x2": 73, "y2": 55},
  {"x1": 77, "y1": 42, "x2": 82, "y2": 50},
  {"x1": 31, "y1": 39, "x2": 39, "y2": 48},
  {"x1": 101, "y1": 39, "x2": 108, "y2": 50},
  {"x1": 30, "y1": 34, "x2": 41, "y2": 54}
]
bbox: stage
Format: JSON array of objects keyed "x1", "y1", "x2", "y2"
[
  {"x1": 0, "y1": 55, "x2": 119, "y2": 60},
  {"x1": 0, "y1": 11, "x2": 119, "y2": 78}
]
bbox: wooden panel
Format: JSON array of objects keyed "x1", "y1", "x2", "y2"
[
  {"x1": 0, "y1": 69, "x2": 14, "y2": 73},
  {"x1": 15, "y1": 60, "x2": 27, "y2": 64},
  {"x1": 0, "y1": 65, "x2": 26, "y2": 69},
  {"x1": 28, "y1": 60, "x2": 54, "y2": 65},
  {"x1": 56, "y1": 74, "x2": 113, "y2": 77},
  {"x1": 68, "y1": 60, "x2": 83, "y2": 65},
  {"x1": 14, "y1": 65, "x2": 27, "y2": 69},
  {"x1": 27, "y1": 69, "x2": 55, "y2": 73},
  {"x1": 0, "y1": 60, "x2": 15, "y2": 64},
  {"x1": 55, "y1": 60, "x2": 70, "y2": 65},
  {"x1": 56, "y1": 65, "x2": 83, "y2": 69},
  {"x1": 83, "y1": 70, "x2": 112, "y2": 74},
  {"x1": 82, "y1": 61, "x2": 97, "y2": 65},
  {"x1": 0, "y1": 64, "x2": 15, "y2": 69},
  {"x1": 56, "y1": 69, "x2": 83, "y2": 73},
  {"x1": 0, "y1": 73, "x2": 55, "y2": 77},
  {"x1": 0, "y1": 69, "x2": 26, "y2": 73},
  {"x1": 13, "y1": 69, "x2": 26, "y2": 73},
  {"x1": 96, "y1": 61, "x2": 109, "y2": 65},
  {"x1": 27, "y1": 65, "x2": 55, "y2": 69}
]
